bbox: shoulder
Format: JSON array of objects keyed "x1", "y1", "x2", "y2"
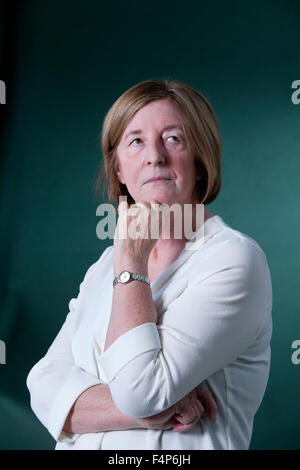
[
  {"x1": 188, "y1": 226, "x2": 272, "y2": 321},
  {"x1": 206, "y1": 217, "x2": 268, "y2": 267},
  {"x1": 188, "y1": 218, "x2": 270, "y2": 286}
]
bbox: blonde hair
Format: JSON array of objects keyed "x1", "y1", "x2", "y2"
[{"x1": 94, "y1": 78, "x2": 222, "y2": 207}]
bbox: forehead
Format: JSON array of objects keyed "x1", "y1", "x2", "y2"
[{"x1": 124, "y1": 98, "x2": 183, "y2": 133}]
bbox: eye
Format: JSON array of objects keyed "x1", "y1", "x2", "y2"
[
  {"x1": 167, "y1": 135, "x2": 180, "y2": 143},
  {"x1": 130, "y1": 138, "x2": 142, "y2": 145},
  {"x1": 129, "y1": 135, "x2": 181, "y2": 146}
]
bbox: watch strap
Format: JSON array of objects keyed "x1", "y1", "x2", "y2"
[{"x1": 113, "y1": 270, "x2": 151, "y2": 288}]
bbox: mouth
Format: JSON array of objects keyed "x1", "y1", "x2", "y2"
[{"x1": 144, "y1": 177, "x2": 172, "y2": 184}]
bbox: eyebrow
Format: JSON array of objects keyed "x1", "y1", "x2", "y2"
[{"x1": 124, "y1": 125, "x2": 183, "y2": 140}]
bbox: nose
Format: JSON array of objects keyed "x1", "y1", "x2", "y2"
[{"x1": 146, "y1": 140, "x2": 167, "y2": 166}]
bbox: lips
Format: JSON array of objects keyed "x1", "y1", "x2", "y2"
[{"x1": 144, "y1": 177, "x2": 172, "y2": 184}]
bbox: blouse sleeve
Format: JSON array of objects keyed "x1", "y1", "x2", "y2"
[
  {"x1": 26, "y1": 247, "x2": 112, "y2": 442},
  {"x1": 96, "y1": 238, "x2": 272, "y2": 418}
]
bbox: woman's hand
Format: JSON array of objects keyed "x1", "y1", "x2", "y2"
[
  {"x1": 133, "y1": 385, "x2": 218, "y2": 433},
  {"x1": 172, "y1": 386, "x2": 218, "y2": 432},
  {"x1": 114, "y1": 200, "x2": 163, "y2": 268}
]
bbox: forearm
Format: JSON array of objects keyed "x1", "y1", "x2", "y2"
[
  {"x1": 63, "y1": 384, "x2": 138, "y2": 434},
  {"x1": 104, "y1": 256, "x2": 157, "y2": 352}
]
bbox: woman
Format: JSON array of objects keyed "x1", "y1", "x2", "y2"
[{"x1": 26, "y1": 79, "x2": 272, "y2": 450}]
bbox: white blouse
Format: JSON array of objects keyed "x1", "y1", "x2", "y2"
[{"x1": 26, "y1": 215, "x2": 273, "y2": 450}]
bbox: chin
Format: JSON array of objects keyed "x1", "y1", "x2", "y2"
[{"x1": 149, "y1": 195, "x2": 175, "y2": 205}]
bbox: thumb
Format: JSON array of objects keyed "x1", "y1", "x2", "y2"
[
  {"x1": 150, "y1": 199, "x2": 160, "y2": 206},
  {"x1": 118, "y1": 200, "x2": 128, "y2": 215}
]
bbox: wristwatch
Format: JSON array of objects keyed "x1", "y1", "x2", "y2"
[{"x1": 113, "y1": 270, "x2": 151, "y2": 288}]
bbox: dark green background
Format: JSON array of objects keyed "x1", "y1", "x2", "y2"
[{"x1": 0, "y1": 0, "x2": 299, "y2": 450}]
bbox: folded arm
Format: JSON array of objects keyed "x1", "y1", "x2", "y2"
[
  {"x1": 97, "y1": 238, "x2": 269, "y2": 418},
  {"x1": 27, "y1": 248, "x2": 217, "y2": 440},
  {"x1": 27, "y1": 302, "x2": 215, "y2": 438}
]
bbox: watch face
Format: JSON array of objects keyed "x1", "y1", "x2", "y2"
[{"x1": 120, "y1": 271, "x2": 130, "y2": 283}]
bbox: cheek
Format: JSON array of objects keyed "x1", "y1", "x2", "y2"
[
  {"x1": 124, "y1": 171, "x2": 140, "y2": 191},
  {"x1": 176, "y1": 162, "x2": 196, "y2": 182}
]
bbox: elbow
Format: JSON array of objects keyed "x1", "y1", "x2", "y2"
[
  {"x1": 97, "y1": 323, "x2": 170, "y2": 416},
  {"x1": 26, "y1": 357, "x2": 47, "y2": 394},
  {"x1": 26, "y1": 361, "x2": 41, "y2": 396},
  {"x1": 26, "y1": 360, "x2": 48, "y2": 426},
  {"x1": 107, "y1": 354, "x2": 170, "y2": 418}
]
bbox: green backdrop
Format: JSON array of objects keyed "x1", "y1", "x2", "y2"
[{"x1": 0, "y1": 0, "x2": 299, "y2": 450}]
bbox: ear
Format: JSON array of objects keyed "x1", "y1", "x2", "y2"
[
  {"x1": 195, "y1": 167, "x2": 204, "y2": 181},
  {"x1": 195, "y1": 160, "x2": 206, "y2": 181},
  {"x1": 117, "y1": 170, "x2": 125, "y2": 185},
  {"x1": 194, "y1": 155, "x2": 204, "y2": 181}
]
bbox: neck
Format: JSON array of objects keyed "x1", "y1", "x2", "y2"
[{"x1": 150, "y1": 205, "x2": 213, "y2": 260}]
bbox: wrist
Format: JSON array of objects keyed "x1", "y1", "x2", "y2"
[
  {"x1": 95, "y1": 385, "x2": 142, "y2": 432},
  {"x1": 115, "y1": 414, "x2": 139, "y2": 431},
  {"x1": 130, "y1": 417, "x2": 144, "y2": 430},
  {"x1": 114, "y1": 258, "x2": 148, "y2": 277}
]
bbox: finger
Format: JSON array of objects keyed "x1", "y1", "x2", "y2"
[
  {"x1": 196, "y1": 389, "x2": 218, "y2": 422},
  {"x1": 161, "y1": 417, "x2": 178, "y2": 430},
  {"x1": 118, "y1": 200, "x2": 128, "y2": 214},
  {"x1": 127, "y1": 206, "x2": 142, "y2": 217},
  {"x1": 175, "y1": 399, "x2": 203, "y2": 425},
  {"x1": 131, "y1": 201, "x2": 156, "y2": 212},
  {"x1": 194, "y1": 399, "x2": 205, "y2": 418},
  {"x1": 172, "y1": 413, "x2": 185, "y2": 423},
  {"x1": 205, "y1": 392, "x2": 218, "y2": 422},
  {"x1": 150, "y1": 199, "x2": 161, "y2": 207},
  {"x1": 149, "y1": 200, "x2": 163, "y2": 219},
  {"x1": 127, "y1": 201, "x2": 147, "y2": 213},
  {"x1": 174, "y1": 406, "x2": 194, "y2": 425},
  {"x1": 132, "y1": 202, "x2": 148, "y2": 210},
  {"x1": 180, "y1": 399, "x2": 204, "y2": 422},
  {"x1": 127, "y1": 203, "x2": 153, "y2": 224},
  {"x1": 172, "y1": 416, "x2": 199, "y2": 432},
  {"x1": 174, "y1": 392, "x2": 194, "y2": 418}
]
